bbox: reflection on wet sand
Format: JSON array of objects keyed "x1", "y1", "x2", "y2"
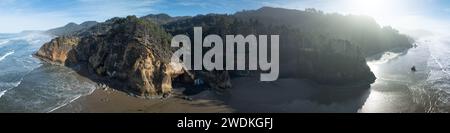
[
  {"x1": 222, "y1": 44, "x2": 431, "y2": 113},
  {"x1": 360, "y1": 41, "x2": 432, "y2": 113},
  {"x1": 225, "y1": 77, "x2": 370, "y2": 113}
]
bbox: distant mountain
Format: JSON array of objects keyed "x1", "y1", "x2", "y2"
[
  {"x1": 46, "y1": 21, "x2": 98, "y2": 36},
  {"x1": 141, "y1": 13, "x2": 191, "y2": 25},
  {"x1": 19, "y1": 30, "x2": 44, "y2": 34},
  {"x1": 46, "y1": 13, "x2": 189, "y2": 36}
]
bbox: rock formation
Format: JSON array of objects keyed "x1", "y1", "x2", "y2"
[
  {"x1": 35, "y1": 36, "x2": 80, "y2": 64},
  {"x1": 36, "y1": 16, "x2": 187, "y2": 96}
]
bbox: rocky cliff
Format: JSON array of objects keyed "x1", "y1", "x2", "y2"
[
  {"x1": 36, "y1": 16, "x2": 186, "y2": 96},
  {"x1": 35, "y1": 36, "x2": 80, "y2": 64},
  {"x1": 280, "y1": 37, "x2": 375, "y2": 84},
  {"x1": 163, "y1": 13, "x2": 378, "y2": 85},
  {"x1": 234, "y1": 7, "x2": 413, "y2": 56}
]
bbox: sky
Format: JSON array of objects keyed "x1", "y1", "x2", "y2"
[{"x1": 0, "y1": 0, "x2": 449, "y2": 36}]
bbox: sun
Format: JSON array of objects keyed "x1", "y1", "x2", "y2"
[
  {"x1": 355, "y1": 0, "x2": 383, "y2": 13},
  {"x1": 348, "y1": 0, "x2": 392, "y2": 17}
]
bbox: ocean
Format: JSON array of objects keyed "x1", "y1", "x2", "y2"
[
  {"x1": 0, "y1": 32, "x2": 96, "y2": 112},
  {"x1": 361, "y1": 36, "x2": 450, "y2": 113}
]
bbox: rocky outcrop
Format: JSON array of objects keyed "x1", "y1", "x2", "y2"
[
  {"x1": 163, "y1": 14, "x2": 378, "y2": 85},
  {"x1": 200, "y1": 71, "x2": 232, "y2": 90},
  {"x1": 35, "y1": 36, "x2": 80, "y2": 64},
  {"x1": 280, "y1": 38, "x2": 375, "y2": 84},
  {"x1": 234, "y1": 7, "x2": 413, "y2": 57},
  {"x1": 36, "y1": 16, "x2": 187, "y2": 96}
]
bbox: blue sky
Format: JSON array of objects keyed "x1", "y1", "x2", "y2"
[{"x1": 0, "y1": 0, "x2": 449, "y2": 35}]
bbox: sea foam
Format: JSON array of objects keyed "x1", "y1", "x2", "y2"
[
  {"x1": 0, "y1": 40, "x2": 9, "y2": 46},
  {"x1": 0, "y1": 80, "x2": 23, "y2": 98},
  {"x1": 0, "y1": 51, "x2": 14, "y2": 62},
  {"x1": 0, "y1": 90, "x2": 7, "y2": 98}
]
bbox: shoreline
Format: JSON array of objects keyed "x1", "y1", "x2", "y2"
[
  {"x1": 50, "y1": 48, "x2": 419, "y2": 113},
  {"x1": 54, "y1": 77, "x2": 373, "y2": 113},
  {"x1": 53, "y1": 87, "x2": 234, "y2": 113},
  {"x1": 360, "y1": 42, "x2": 435, "y2": 113}
]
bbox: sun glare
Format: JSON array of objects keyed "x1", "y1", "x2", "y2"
[{"x1": 348, "y1": 0, "x2": 393, "y2": 17}]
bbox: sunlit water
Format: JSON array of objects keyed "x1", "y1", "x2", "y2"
[
  {"x1": 360, "y1": 36, "x2": 450, "y2": 113},
  {"x1": 0, "y1": 32, "x2": 96, "y2": 112}
]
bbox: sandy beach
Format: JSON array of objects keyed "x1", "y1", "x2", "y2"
[
  {"x1": 54, "y1": 87, "x2": 234, "y2": 113},
  {"x1": 54, "y1": 77, "x2": 371, "y2": 113},
  {"x1": 53, "y1": 41, "x2": 438, "y2": 113}
]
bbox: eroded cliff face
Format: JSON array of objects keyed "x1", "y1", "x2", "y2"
[
  {"x1": 35, "y1": 36, "x2": 80, "y2": 64},
  {"x1": 36, "y1": 16, "x2": 187, "y2": 96}
]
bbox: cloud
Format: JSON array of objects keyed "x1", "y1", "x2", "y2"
[
  {"x1": 0, "y1": 0, "x2": 160, "y2": 33},
  {"x1": 74, "y1": 0, "x2": 159, "y2": 18},
  {"x1": 256, "y1": 0, "x2": 450, "y2": 37},
  {"x1": 260, "y1": 0, "x2": 325, "y2": 9},
  {"x1": 175, "y1": 0, "x2": 210, "y2": 7},
  {"x1": 0, "y1": 0, "x2": 448, "y2": 34}
]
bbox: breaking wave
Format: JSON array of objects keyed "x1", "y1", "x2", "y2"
[
  {"x1": 0, "y1": 80, "x2": 22, "y2": 98},
  {"x1": 0, "y1": 51, "x2": 14, "y2": 62},
  {"x1": 0, "y1": 32, "x2": 98, "y2": 112}
]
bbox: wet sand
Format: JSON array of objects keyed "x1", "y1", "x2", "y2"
[
  {"x1": 359, "y1": 41, "x2": 433, "y2": 113},
  {"x1": 54, "y1": 88, "x2": 233, "y2": 113},
  {"x1": 224, "y1": 77, "x2": 370, "y2": 113},
  {"x1": 55, "y1": 77, "x2": 370, "y2": 113}
]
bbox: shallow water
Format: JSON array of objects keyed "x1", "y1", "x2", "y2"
[
  {"x1": 226, "y1": 36, "x2": 450, "y2": 113},
  {"x1": 0, "y1": 32, "x2": 97, "y2": 112},
  {"x1": 360, "y1": 36, "x2": 450, "y2": 113}
]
